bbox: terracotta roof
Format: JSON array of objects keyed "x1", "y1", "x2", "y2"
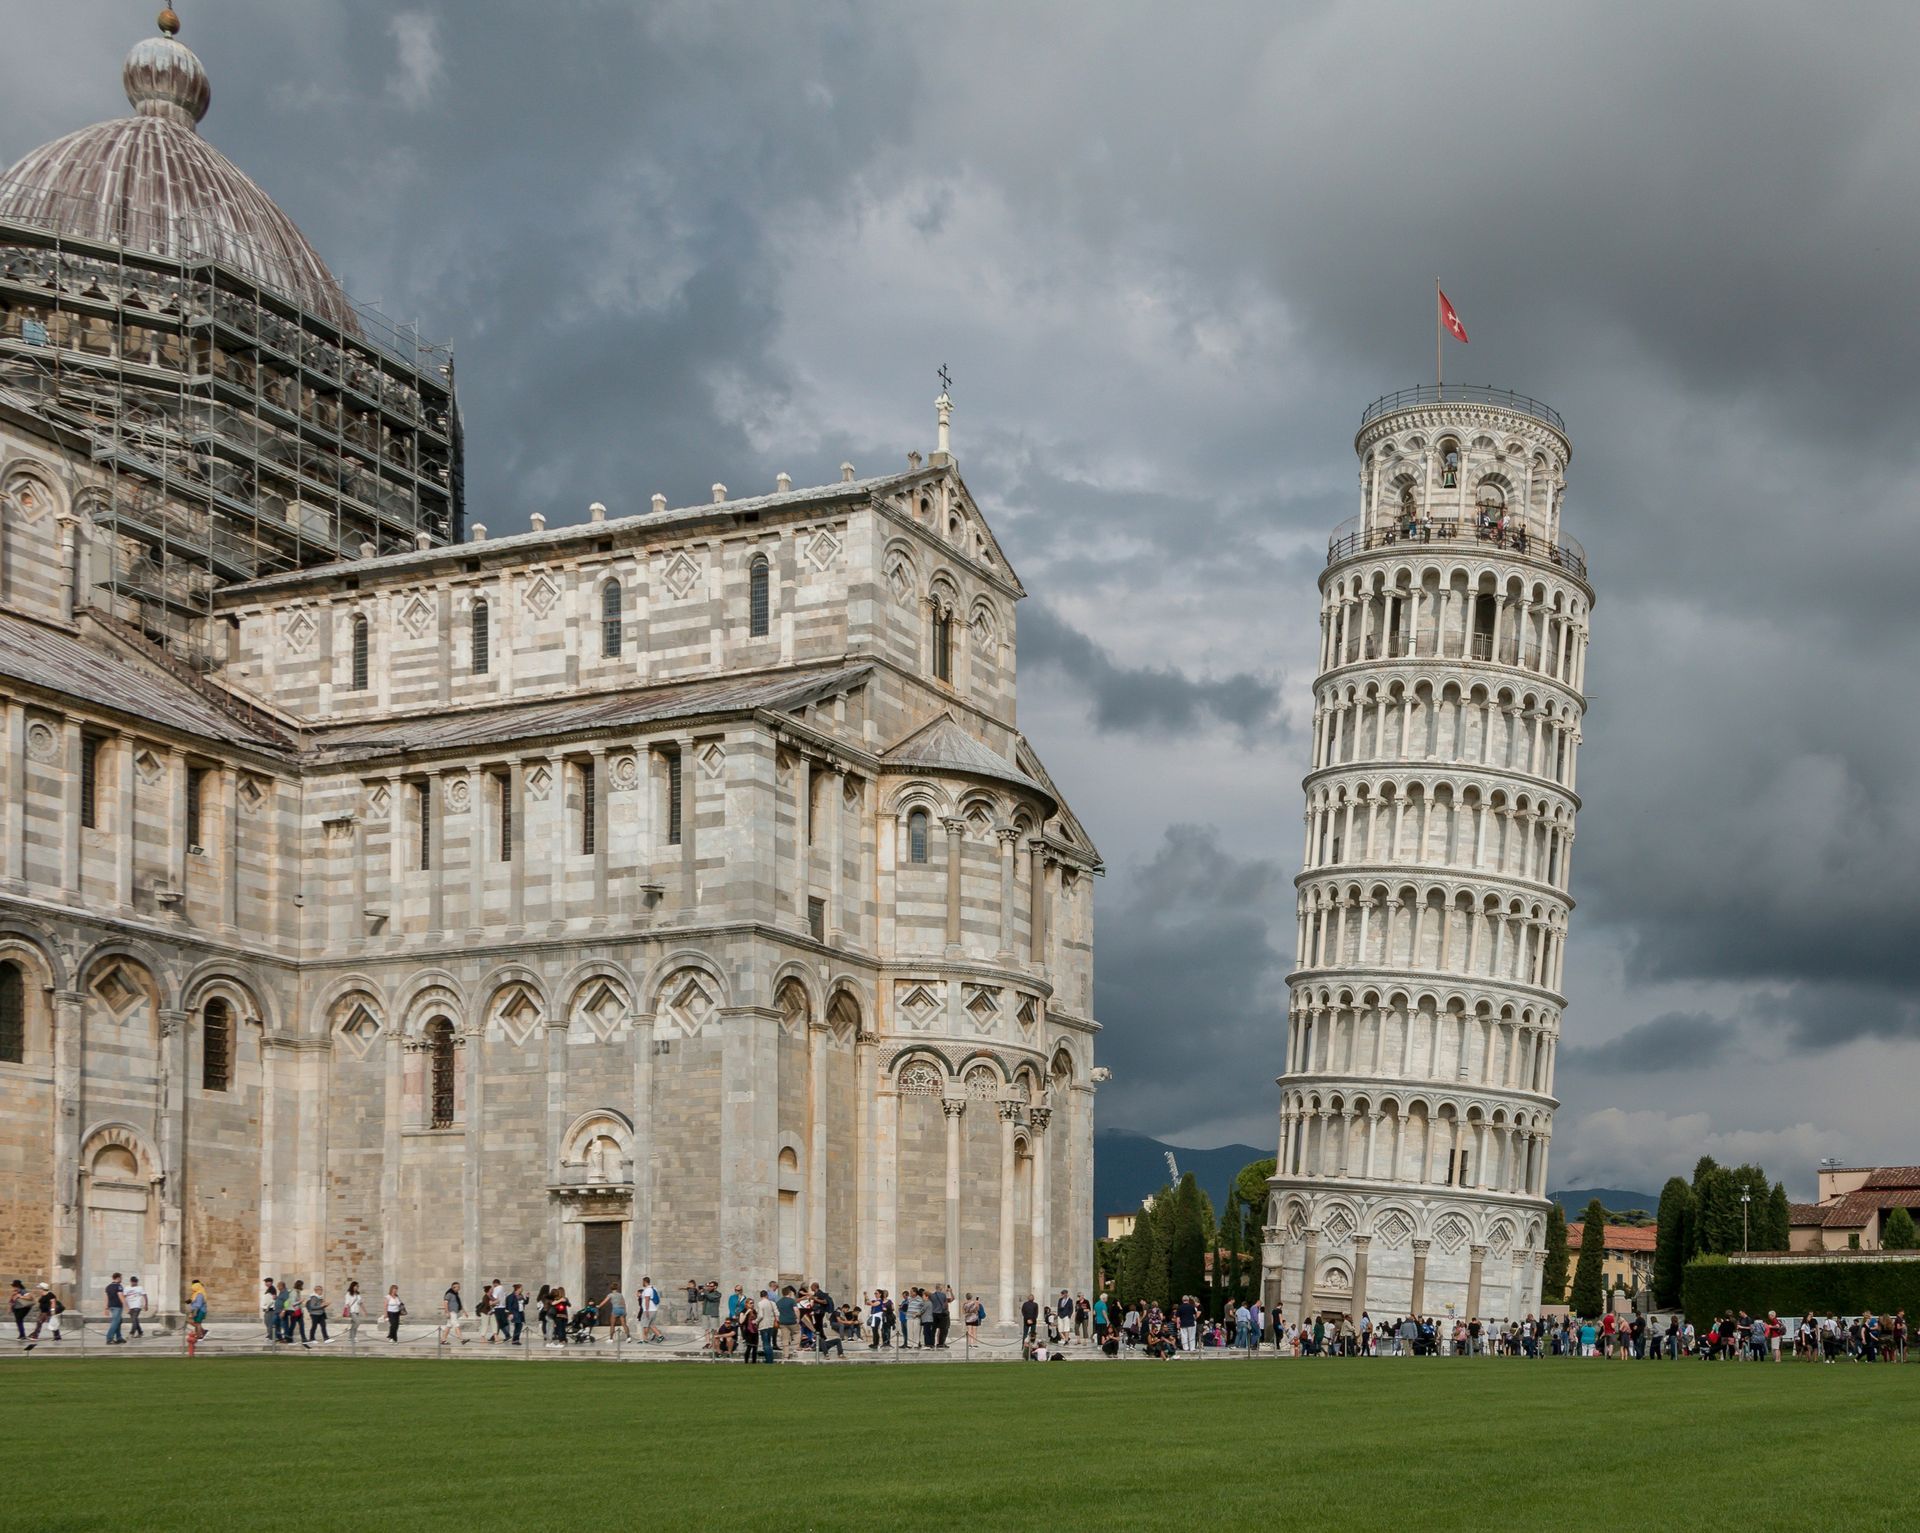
[
  {"x1": 1568, "y1": 1223, "x2": 1657, "y2": 1252},
  {"x1": 1789, "y1": 1202, "x2": 1825, "y2": 1226},
  {"x1": 1813, "y1": 1189, "x2": 1920, "y2": 1228},
  {"x1": 0, "y1": 610, "x2": 289, "y2": 753},
  {"x1": 879, "y1": 713, "x2": 1053, "y2": 809},
  {"x1": 1863, "y1": 1167, "x2": 1920, "y2": 1190},
  {"x1": 308, "y1": 665, "x2": 871, "y2": 764}
]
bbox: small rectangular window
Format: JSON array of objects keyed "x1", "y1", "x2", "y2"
[
  {"x1": 185, "y1": 766, "x2": 205, "y2": 850},
  {"x1": 416, "y1": 780, "x2": 432, "y2": 870},
  {"x1": 580, "y1": 760, "x2": 597, "y2": 855},
  {"x1": 808, "y1": 896, "x2": 825, "y2": 943},
  {"x1": 494, "y1": 770, "x2": 512, "y2": 862},
  {"x1": 80, "y1": 735, "x2": 101, "y2": 829},
  {"x1": 666, "y1": 749, "x2": 683, "y2": 847},
  {"x1": 351, "y1": 616, "x2": 371, "y2": 691}
]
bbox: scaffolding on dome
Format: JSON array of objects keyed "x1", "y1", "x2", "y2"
[{"x1": 0, "y1": 181, "x2": 461, "y2": 664}]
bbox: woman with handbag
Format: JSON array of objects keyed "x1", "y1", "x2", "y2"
[
  {"x1": 343, "y1": 1282, "x2": 364, "y2": 1344},
  {"x1": 385, "y1": 1285, "x2": 406, "y2": 1342}
]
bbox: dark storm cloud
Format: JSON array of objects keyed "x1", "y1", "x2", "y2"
[
  {"x1": 1561, "y1": 1011, "x2": 1739, "y2": 1075},
  {"x1": 12, "y1": 1, "x2": 1919, "y2": 1162},
  {"x1": 1019, "y1": 603, "x2": 1283, "y2": 741},
  {"x1": 1091, "y1": 827, "x2": 1289, "y2": 1138}
]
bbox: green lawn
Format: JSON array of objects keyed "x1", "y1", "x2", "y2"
[{"x1": 1, "y1": 1356, "x2": 1910, "y2": 1532}]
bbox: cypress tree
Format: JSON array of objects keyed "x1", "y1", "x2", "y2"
[
  {"x1": 1765, "y1": 1183, "x2": 1792, "y2": 1251},
  {"x1": 1542, "y1": 1200, "x2": 1570, "y2": 1302},
  {"x1": 1169, "y1": 1173, "x2": 1208, "y2": 1311},
  {"x1": 1653, "y1": 1177, "x2": 1692, "y2": 1309},
  {"x1": 1690, "y1": 1156, "x2": 1721, "y2": 1255},
  {"x1": 1148, "y1": 1184, "x2": 1178, "y2": 1309},
  {"x1": 1116, "y1": 1200, "x2": 1156, "y2": 1305},
  {"x1": 1884, "y1": 1207, "x2": 1918, "y2": 1252},
  {"x1": 1569, "y1": 1198, "x2": 1608, "y2": 1318}
]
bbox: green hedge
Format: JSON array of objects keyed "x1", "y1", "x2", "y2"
[{"x1": 1682, "y1": 1256, "x2": 1920, "y2": 1323}]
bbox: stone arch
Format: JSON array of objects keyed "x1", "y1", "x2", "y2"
[
  {"x1": 76, "y1": 938, "x2": 175, "y2": 1011},
  {"x1": 0, "y1": 923, "x2": 66, "y2": 994},
  {"x1": 651, "y1": 959, "x2": 725, "y2": 1040},
  {"x1": 560, "y1": 1108, "x2": 634, "y2": 1184},
  {"x1": 824, "y1": 981, "x2": 866, "y2": 1041},
  {"x1": 395, "y1": 970, "x2": 467, "y2": 1037}
]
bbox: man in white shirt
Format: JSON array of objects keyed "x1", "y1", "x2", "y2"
[
  {"x1": 640, "y1": 1276, "x2": 664, "y2": 1343},
  {"x1": 124, "y1": 1276, "x2": 149, "y2": 1339}
]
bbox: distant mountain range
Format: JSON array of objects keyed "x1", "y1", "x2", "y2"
[
  {"x1": 1095, "y1": 1130, "x2": 1266, "y2": 1229},
  {"x1": 1094, "y1": 1129, "x2": 1660, "y2": 1237},
  {"x1": 1548, "y1": 1188, "x2": 1660, "y2": 1218}
]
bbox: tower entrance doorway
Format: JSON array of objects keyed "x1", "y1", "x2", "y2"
[{"x1": 582, "y1": 1222, "x2": 622, "y2": 1307}]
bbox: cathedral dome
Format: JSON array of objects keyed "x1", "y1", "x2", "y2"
[{"x1": 0, "y1": 11, "x2": 353, "y2": 328}]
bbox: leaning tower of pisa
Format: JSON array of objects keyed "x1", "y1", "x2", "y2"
[{"x1": 1262, "y1": 385, "x2": 1593, "y2": 1328}]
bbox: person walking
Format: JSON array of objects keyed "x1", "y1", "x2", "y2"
[
  {"x1": 490, "y1": 1279, "x2": 509, "y2": 1344},
  {"x1": 104, "y1": 1272, "x2": 127, "y2": 1345},
  {"x1": 964, "y1": 1294, "x2": 983, "y2": 1345},
  {"x1": 26, "y1": 1284, "x2": 61, "y2": 1347},
  {"x1": 1021, "y1": 1293, "x2": 1040, "y2": 1344},
  {"x1": 124, "y1": 1276, "x2": 148, "y2": 1339},
  {"x1": 605, "y1": 1285, "x2": 629, "y2": 1342},
  {"x1": 640, "y1": 1278, "x2": 665, "y2": 1343},
  {"x1": 385, "y1": 1285, "x2": 406, "y2": 1342},
  {"x1": 930, "y1": 1285, "x2": 951, "y2": 1349},
  {"x1": 306, "y1": 1286, "x2": 330, "y2": 1344},
  {"x1": 343, "y1": 1282, "x2": 364, "y2": 1345},
  {"x1": 440, "y1": 1281, "x2": 467, "y2": 1345},
  {"x1": 1176, "y1": 1295, "x2": 1198, "y2": 1354},
  {"x1": 506, "y1": 1284, "x2": 526, "y2": 1345},
  {"x1": 10, "y1": 1280, "x2": 31, "y2": 1340},
  {"x1": 775, "y1": 1286, "x2": 799, "y2": 1357},
  {"x1": 285, "y1": 1281, "x2": 310, "y2": 1345},
  {"x1": 262, "y1": 1279, "x2": 280, "y2": 1343},
  {"x1": 187, "y1": 1280, "x2": 209, "y2": 1346},
  {"x1": 547, "y1": 1288, "x2": 570, "y2": 1347}
]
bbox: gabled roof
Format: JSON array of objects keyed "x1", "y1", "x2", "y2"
[
  {"x1": 1016, "y1": 736, "x2": 1101, "y2": 867},
  {"x1": 0, "y1": 609, "x2": 291, "y2": 754},
  {"x1": 1863, "y1": 1167, "x2": 1920, "y2": 1190},
  {"x1": 309, "y1": 664, "x2": 870, "y2": 765},
  {"x1": 879, "y1": 713, "x2": 1052, "y2": 810}
]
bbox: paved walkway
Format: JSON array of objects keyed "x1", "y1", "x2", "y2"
[{"x1": 11, "y1": 1318, "x2": 1278, "y2": 1365}]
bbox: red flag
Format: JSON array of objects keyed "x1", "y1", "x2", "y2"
[{"x1": 1439, "y1": 288, "x2": 1468, "y2": 343}]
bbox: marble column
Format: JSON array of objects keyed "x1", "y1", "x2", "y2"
[
  {"x1": 1350, "y1": 1232, "x2": 1371, "y2": 1321},
  {"x1": 1297, "y1": 1227, "x2": 1320, "y2": 1317},
  {"x1": 942, "y1": 1097, "x2": 965, "y2": 1288},
  {"x1": 1028, "y1": 1105, "x2": 1051, "y2": 1302},
  {"x1": 943, "y1": 818, "x2": 966, "y2": 953},
  {"x1": 1410, "y1": 1238, "x2": 1430, "y2": 1316},
  {"x1": 51, "y1": 990, "x2": 84, "y2": 1288},
  {"x1": 155, "y1": 1008, "x2": 187, "y2": 1314},
  {"x1": 997, "y1": 1101, "x2": 1019, "y2": 1325},
  {"x1": 1466, "y1": 1243, "x2": 1487, "y2": 1321},
  {"x1": 807, "y1": 1022, "x2": 829, "y2": 1281},
  {"x1": 996, "y1": 828, "x2": 1018, "y2": 958},
  {"x1": 628, "y1": 1010, "x2": 654, "y2": 1290}
]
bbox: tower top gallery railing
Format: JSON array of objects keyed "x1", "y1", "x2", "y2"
[
  {"x1": 1326, "y1": 514, "x2": 1588, "y2": 582},
  {"x1": 1359, "y1": 385, "x2": 1566, "y2": 438}
]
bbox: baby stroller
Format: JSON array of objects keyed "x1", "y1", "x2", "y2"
[{"x1": 568, "y1": 1301, "x2": 601, "y2": 1343}]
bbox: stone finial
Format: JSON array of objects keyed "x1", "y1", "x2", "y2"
[
  {"x1": 530, "y1": 511, "x2": 546, "y2": 532},
  {"x1": 358, "y1": 540, "x2": 376, "y2": 559},
  {"x1": 908, "y1": 450, "x2": 922, "y2": 471},
  {"x1": 935, "y1": 389, "x2": 953, "y2": 461},
  {"x1": 589, "y1": 501, "x2": 607, "y2": 523},
  {"x1": 414, "y1": 531, "x2": 432, "y2": 550},
  {"x1": 711, "y1": 483, "x2": 728, "y2": 504},
  {"x1": 776, "y1": 472, "x2": 792, "y2": 493},
  {"x1": 471, "y1": 523, "x2": 487, "y2": 542},
  {"x1": 651, "y1": 493, "x2": 667, "y2": 514},
  {"x1": 840, "y1": 462, "x2": 856, "y2": 483}
]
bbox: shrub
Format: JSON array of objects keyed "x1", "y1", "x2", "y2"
[{"x1": 1681, "y1": 1257, "x2": 1920, "y2": 1324}]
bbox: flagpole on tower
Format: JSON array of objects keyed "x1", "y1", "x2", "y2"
[{"x1": 1435, "y1": 277, "x2": 1443, "y2": 396}]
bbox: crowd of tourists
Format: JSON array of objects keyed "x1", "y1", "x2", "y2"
[{"x1": 11, "y1": 1272, "x2": 1910, "y2": 1366}]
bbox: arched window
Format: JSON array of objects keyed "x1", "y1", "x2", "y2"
[
  {"x1": 1438, "y1": 439, "x2": 1460, "y2": 489},
  {"x1": 0, "y1": 961, "x2": 23, "y2": 1064},
  {"x1": 427, "y1": 1018, "x2": 456, "y2": 1128},
  {"x1": 931, "y1": 606, "x2": 952, "y2": 682},
  {"x1": 748, "y1": 556, "x2": 770, "y2": 637},
  {"x1": 907, "y1": 809, "x2": 929, "y2": 864},
  {"x1": 600, "y1": 580, "x2": 623, "y2": 658},
  {"x1": 202, "y1": 998, "x2": 232, "y2": 1092},
  {"x1": 350, "y1": 614, "x2": 370, "y2": 691},
  {"x1": 470, "y1": 598, "x2": 489, "y2": 675}
]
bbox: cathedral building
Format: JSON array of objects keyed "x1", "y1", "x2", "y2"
[
  {"x1": 0, "y1": 13, "x2": 1099, "y2": 1322},
  {"x1": 1263, "y1": 386, "x2": 1592, "y2": 1323}
]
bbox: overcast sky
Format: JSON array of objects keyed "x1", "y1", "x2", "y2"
[{"x1": 14, "y1": 2, "x2": 1919, "y2": 1197}]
